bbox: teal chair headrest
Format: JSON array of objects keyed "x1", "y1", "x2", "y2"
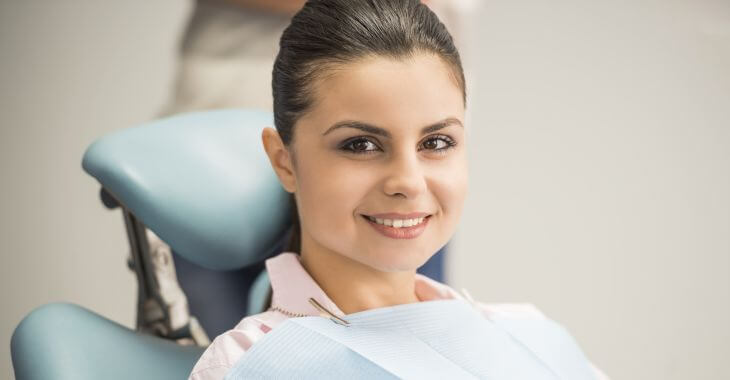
[{"x1": 82, "y1": 109, "x2": 291, "y2": 270}]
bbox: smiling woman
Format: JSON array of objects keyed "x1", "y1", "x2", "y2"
[
  {"x1": 256, "y1": 0, "x2": 471, "y2": 311},
  {"x1": 271, "y1": 53, "x2": 468, "y2": 279},
  {"x1": 188, "y1": 0, "x2": 609, "y2": 379}
]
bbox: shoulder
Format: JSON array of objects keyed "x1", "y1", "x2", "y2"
[
  {"x1": 188, "y1": 310, "x2": 285, "y2": 380},
  {"x1": 414, "y1": 274, "x2": 548, "y2": 321}
]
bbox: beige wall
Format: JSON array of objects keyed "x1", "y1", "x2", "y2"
[
  {"x1": 1, "y1": 1, "x2": 728, "y2": 379},
  {"x1": 0, "y1": 1, "x2": 190, "y2": 378},
  {"x1": 449, "y1": 1, "x2": 730, "y2": 379}
]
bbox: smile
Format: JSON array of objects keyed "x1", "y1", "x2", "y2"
[
  {"x1": 365, "y1": 215, "x2": 427, "y2": 228},
  {"x1": 360, "y1": 214, "x2": 432, "y2": 239}
]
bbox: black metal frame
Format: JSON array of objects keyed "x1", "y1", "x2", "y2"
[{"x1": 102, "y1": 188, "x2": 209, "y2": 346}]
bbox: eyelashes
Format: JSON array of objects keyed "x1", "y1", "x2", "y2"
[{"x1": 338, "y1": 134, "x2": 457, "y2": 155}]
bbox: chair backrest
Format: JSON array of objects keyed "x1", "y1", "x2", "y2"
[{"x1": 82, "y1": 109, "x2": 292, "y2": 270}]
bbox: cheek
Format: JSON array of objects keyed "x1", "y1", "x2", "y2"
[
  {"x1": 432, "y1": 158, "x2": 468, "y2": 223},
  {"x1": 296, "y1": 157, "x2": 375, "y2": 232}
]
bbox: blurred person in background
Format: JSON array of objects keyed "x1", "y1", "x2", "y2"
[{"x1": 160, "y1": 0, "x2": 477, "y2": 115}]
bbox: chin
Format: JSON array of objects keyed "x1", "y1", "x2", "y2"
[{"x1": 358, "y1": 248, "x2": 433, "y2": 273}]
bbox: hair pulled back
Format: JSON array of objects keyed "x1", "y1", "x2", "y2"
[{"x1": 272, "y1": 0, "x2": 466, "y2": 253}]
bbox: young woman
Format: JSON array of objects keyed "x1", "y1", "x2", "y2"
[{"x1": 189, "y1": 0, "x2": 609, "y2": 378}]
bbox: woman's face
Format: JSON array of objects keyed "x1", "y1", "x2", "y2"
[{"x1": 268, "y1": 53, "x2": 468, "y2": 272}]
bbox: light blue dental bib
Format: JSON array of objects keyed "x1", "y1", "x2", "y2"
[{"x1": 225, "y1": 299, "x2": 596, "y2": 379}]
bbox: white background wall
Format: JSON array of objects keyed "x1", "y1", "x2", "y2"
[{"x1": 1, "y1": 1, "x2": 728, "y2": 379}]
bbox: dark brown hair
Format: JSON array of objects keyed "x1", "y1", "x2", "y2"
[{"x1": 272, "y1": 0, "x2": 467, "y2": 253}]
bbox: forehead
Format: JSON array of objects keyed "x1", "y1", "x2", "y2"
[{"x1": 299, "y1": 53, "x2": 465, "y2": 135}]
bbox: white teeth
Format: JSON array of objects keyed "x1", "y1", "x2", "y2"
[{"x1": 367, "y1": 215, "x2": 428, "y2": 228}]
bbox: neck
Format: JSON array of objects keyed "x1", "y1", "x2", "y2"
[{"x1": 299, "y1": 234, "x2": 420, "y2": 315}]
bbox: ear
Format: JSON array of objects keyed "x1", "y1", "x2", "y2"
[{"x1": 261, "y1": 127, "x2": 297, "y2": 193}]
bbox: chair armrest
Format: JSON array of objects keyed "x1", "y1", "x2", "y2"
[{"x1": 11, "y1": 303, "x2": 205, "y2": 380}]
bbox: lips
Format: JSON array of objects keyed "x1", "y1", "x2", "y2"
[
  {"x1": 364, "y1": 212, "x2": 431, "y2": 219},
  {"x1": 360, "y1": 213, "x2": 431, "y2": 239},
  {"x1": 363, "y1": 214, "x2": 429, "y2": 228}
]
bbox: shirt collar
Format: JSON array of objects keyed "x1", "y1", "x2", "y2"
[{"x1": 265, "y1": 252, "x2": 464, "y2": 317}]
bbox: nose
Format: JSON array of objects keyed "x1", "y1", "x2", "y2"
[{"x1": 382, "y1": 149, "x2": 427, "y2": 199}]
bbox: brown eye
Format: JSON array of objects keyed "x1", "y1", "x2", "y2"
[
  {"x1": 422, "y1": 139, "x2": 440, "y2": 150},
  {"x1": 419, "y1": 135, "x2": 456, "y2": 153},
  {"x1": 340, "y1": 137, "x2": 381, "y2": 154},
  {"x1": 353, "y1": 140, "x2": 372, "y2": 151}
]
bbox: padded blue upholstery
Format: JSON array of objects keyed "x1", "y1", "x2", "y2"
[
  {"x1": 11, "y1": 303, "x2": 204, "y2": 380},
  {"x1": 82, "y1": 110, "x2": 292, "y2": 270}
]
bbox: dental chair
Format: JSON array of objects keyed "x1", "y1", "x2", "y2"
[{"x1": 10, "y1": 109, "x2": 447, "y2": 380}]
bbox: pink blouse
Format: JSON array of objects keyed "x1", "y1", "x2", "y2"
[{"x1": 188, "y1": 252, "x2": 609, "y2": 379}]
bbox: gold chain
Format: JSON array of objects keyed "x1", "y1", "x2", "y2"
[
  {"x1": 267, "y1": 298, "x2": 350, "y2": 326},
  {"x1": 268, "y1": 306, "x2": 309, "y2": 318}
]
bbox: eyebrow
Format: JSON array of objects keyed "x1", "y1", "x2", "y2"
[{"x1": 321, "y1": 117, "x2": 463, "y2": 138}]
